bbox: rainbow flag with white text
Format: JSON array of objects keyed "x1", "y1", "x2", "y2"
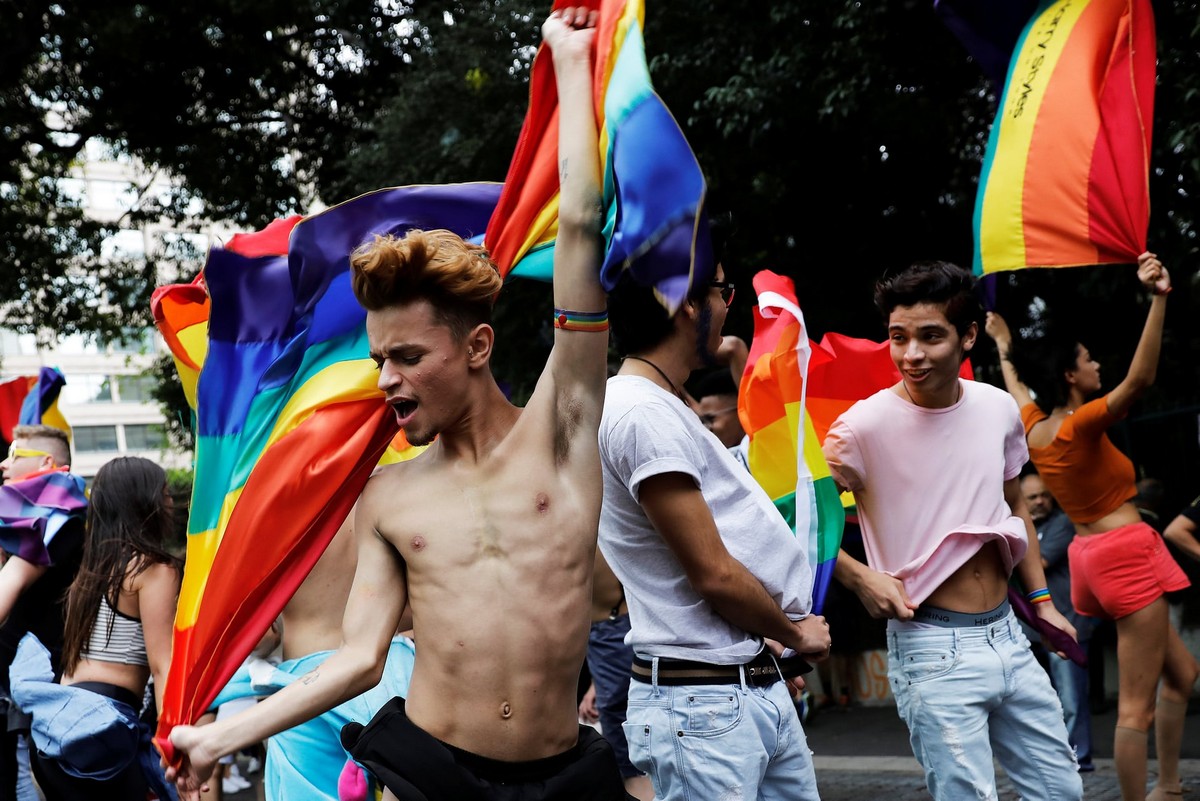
[{"x1": 973, "y1": 0, "x2": 1155, "y2": 275}]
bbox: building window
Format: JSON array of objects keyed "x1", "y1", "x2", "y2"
[
  {"x1": 123, "y1": 424, "x2": 167, "y2": 451},
  {"x1": 74, "y1": 425, "x2": 119, "y2": 453},
  {"x1": 116, "y1": 374, "x2": 156, "y2": 403},
  {"x1": 61, "y1": 374, "x2": 113, "y2": 404}
]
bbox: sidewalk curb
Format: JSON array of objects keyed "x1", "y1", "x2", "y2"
[{"x1": 813, "y1": 755, "x2": 1200, "y2": 774}]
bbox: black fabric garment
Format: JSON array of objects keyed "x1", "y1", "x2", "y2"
[{"x1": 342, "y1": 697, "x2": 632, "y2": 801}]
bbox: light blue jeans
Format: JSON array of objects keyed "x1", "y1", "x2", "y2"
[
  {"x1": 887, "y1": 612, "x2": 1083, "y2": 801},
  {"x1": 622, "y1": 660, "x2": 819, "y2": 801}
]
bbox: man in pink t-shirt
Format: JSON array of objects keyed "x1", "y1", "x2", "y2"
[{"x1": 823, "y1": 261, "x2": 1082, "y2": 801}]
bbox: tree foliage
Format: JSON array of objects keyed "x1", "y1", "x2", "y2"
[{"x1": 3, "y1": 0, "x2": 1197, "y2": 494}]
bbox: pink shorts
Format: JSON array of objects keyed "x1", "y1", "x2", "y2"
[{"x1": 1068, "y1": 521, "x2": 1190, "y2": 620}]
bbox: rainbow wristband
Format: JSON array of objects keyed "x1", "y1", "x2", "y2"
[
  {"x1": 1026, "y1": 588, "x2": 1052, "y2": 605},
  {"x1": 553, "y1": 308, "x2": 608, "y2": 332}
]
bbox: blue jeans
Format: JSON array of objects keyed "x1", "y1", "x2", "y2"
[
  {"x1": 587, "y1": 615, "x2": 639, "y2": 779},
  {"x1": 623, "y1": 659, "x2": 819, "y2": 801},
  {"x1": 887, "y1": 612, "x2": 1082, "y2": 801},
  {"x1": 1047, "y1": 649, "x2": 1092, "y2": 764}
]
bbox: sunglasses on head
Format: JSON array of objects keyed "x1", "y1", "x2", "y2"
[{"x1": 5, "y1": 445, "x2": 52, "y2": 461}]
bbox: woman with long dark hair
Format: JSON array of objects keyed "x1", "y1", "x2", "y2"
[
  {"x1": 986, "y1": 253, "x2": 1198, "y2": 801},
  {"x1": 20, "y1": 456, "x2": 181, "y2": 799}
]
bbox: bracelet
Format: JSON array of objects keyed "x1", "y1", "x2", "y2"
[
  {"x1": 1026, "y1": 588, "x2": 1052, "y2": 604},
  {"x1": 553, "y1": 308, "x2": 609, "y2": 332}
]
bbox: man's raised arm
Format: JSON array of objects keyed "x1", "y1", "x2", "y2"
[{"x1": 543, "y1": 8, "x2": 608, "y2": 419}]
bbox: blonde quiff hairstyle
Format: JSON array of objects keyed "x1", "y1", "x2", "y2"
[{"x1": 350, "y1": 229, "x2": 502, "y2": 341}]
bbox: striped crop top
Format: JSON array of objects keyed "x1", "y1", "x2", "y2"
[{"x1": 83, "y1": 595, "x2": 148, "y2": 667}]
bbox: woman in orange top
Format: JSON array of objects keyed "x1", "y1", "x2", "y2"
[{"x1": 987, "y1": 253, "x2": 1197, "y2": 801}]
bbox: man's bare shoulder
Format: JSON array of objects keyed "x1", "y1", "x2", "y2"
[{"x1": 358, "y1": 452, "x2": 442, "y2": 522}]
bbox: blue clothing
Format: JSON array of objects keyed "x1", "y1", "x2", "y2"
[
  {"x1": 211, "y1": 636, "x2": 415, "y2": 801},
  {"x1": 1034, "y1": 508, "x2": 1094, "y2": 764},
  {"x1": 1048, "y1": 651, "x2": 1092, "y2": 767},
  {"x1": 623, "y1": 662, "x2": 819, "y2": 801},
  {"x1": 887, "y1": 612, "x2": 1082, "y2": 801},
  {"x1": 586, "y1": 614, "x2": 637, "y2": 779},
  {"x1": 9, "y1": 634, "x2": 175, "y2": 800}
]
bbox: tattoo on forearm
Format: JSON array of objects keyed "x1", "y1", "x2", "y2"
[
  {"x1": 301, "y1": 670, "x2": 320, "y2": 685},
  {"x1": 560, "y1": 157, "x2": 569, "y2": 182}
]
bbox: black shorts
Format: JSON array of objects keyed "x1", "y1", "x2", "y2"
[{"x1": 341, "y1": 697, "x2": 632, "y2": 801}]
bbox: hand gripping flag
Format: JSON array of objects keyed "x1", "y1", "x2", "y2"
[
  {"x1": 973, "y1": 0, "x2": 1156, "y2": 275},
  {"x1": 484, "y1": 0, "x2": 713, "y2": 310},
  {"x1": 739, "y1": 271, "x2": 845, "y2": 614},
  {"x1": 155, "y1": 183, "x2": 499, "y2": 757}
]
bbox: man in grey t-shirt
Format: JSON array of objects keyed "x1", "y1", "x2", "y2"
[{"x1": 598, "y1": 270, "x2": 830, "y2": 801}]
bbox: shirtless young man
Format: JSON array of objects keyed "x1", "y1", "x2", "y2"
[
  {"x1": 168, "y1": 9, "x2": 627, "y2": 799},
  {"x1": 824, "y1": 262, "x2": 1082, "y2": 801}
]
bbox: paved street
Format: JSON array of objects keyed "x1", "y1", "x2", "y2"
[{"x1": 807, "y1": 701, "x2": 1200, "y2": 800}]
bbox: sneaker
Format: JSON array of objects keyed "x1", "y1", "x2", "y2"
[
  {"x1": 245, "y1": 756, "x2": 262, "y2": 774},
  {"x1": 224, "y1": 765, "x2": 252, "y2": 792},
  {"x1": 223, "y1": 775, "x2": 251, "y2": 793}
]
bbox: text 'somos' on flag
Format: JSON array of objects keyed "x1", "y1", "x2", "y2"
[
  {"x1": 738, "y1": 271, "x2": 844, "y2": 614},
  {"x1": 154, "y1": 183, "x2": 499, "y2": 757},
  {"x1": 973, "y1": 0, "x2": 1156, "y2": 275},
  {"x1": 484, "y1": 0, "x2": 713, "y2": 310}
]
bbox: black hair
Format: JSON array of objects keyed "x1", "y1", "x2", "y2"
[
  {"x1": 693, "y1": 368, "x2": 738, "y2": 401},
  {"x1": 1007, "y1": 332, "x2": 1081, "y2": 415},
  {"x1": 61, "y1": 457, "x2": 182, "y2": 674},
  {"x1": 873, "y1": 261, "x2": 982, "y2": 336},
  {"x1": 608, "y1": 274, "x2": 709, "y2": 357}
]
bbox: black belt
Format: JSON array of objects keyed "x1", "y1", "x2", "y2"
[{"x1": 631, "y1": 652, "x2": 811, "y2": 687}]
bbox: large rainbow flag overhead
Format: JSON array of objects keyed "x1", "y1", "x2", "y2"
[
  {"x1": 739, "y1": 271, "x2": 844, "y2": 614},
  {"x1": 484, "y1": 0, "x2": 712, "y2": 310},
  {"x1": 973, "y1": 0, "x2": 1156, "y2": 275},
  {"x1": 155, "y1": 183, "x2": 499, "y2": 756}
]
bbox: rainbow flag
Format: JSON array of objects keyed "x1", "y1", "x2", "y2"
[
  {"x1": 0, "y1": 470, "x2": 87, "y2": 566},
  {"x1": 151, "y1": 275, "x2": 210, "y2": 418},
  {"x1": 484, "y1": 0, "x2": 712, "y2": 310},
  {"x1": 973, "y1": 0, "x2": 1155, "y2": 275},
  {"x1": 15, "y1": 367, "x2": 72, "y2": 444},
  {"x1": 739, "y1": 271, "x2": 844, "y2": 614},
  {"x1": 155, "y1": 183, "x2": 498, "y2": 756},
  {"x1": 0, "y1": 377, "x2": 34, "y2": 443}
]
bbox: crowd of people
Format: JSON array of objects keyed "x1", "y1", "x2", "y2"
[{"x1": 0, "y1": 8, "x2": 1198, "y2": 801}]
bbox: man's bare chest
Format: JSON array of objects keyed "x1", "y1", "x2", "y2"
[{"x1": 386, "y1": 475, "x2": 593, "y2": 569}]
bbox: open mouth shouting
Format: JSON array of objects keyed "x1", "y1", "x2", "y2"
[{"x1": 391, "y1": 398, "x2": 418, "y2": 427}]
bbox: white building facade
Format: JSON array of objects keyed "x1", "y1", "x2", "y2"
[{"x1": 1, "y1": 141, "x2": 236, "y2": 478}]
